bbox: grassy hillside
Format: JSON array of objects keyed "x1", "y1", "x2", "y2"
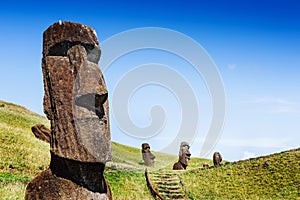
[
  {"x1": 0, "y1": 100, "x2": 50, "y2": 199},
  {"x1": 1, "y1": 100, "x2": 299, "y2": 199},
  {"x1": 0, "y1": 100, "x2": 208, "y2": 199},
  {"x1": 181, "y1": 148, "x2": 300, "y2": 199}
]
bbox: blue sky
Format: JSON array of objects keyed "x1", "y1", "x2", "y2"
[{"x1": 0, "y1": 0, "x2": 299, "y2": 161}]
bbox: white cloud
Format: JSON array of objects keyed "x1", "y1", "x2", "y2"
[
  {"x1": 249, "y1": 97, "x2": 292, "y2": 105},
  {"x1": 242, "y1": 151, "x2": 256, "y2": 160},
  {"x1": 227, "y1": 64, "x2": 236, "y2": 70},
  {"x1": 274, "y1": 105, "x2": 293, "y2": 113},
  {"x1": 219, "y1": 138, "x2": 290, "y2": 148},
  {"x1": 246, "y1": 96, "x2": 299, "y2": 113}
]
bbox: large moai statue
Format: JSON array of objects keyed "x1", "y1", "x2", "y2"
[
  {"x1": 25, "y1": 22, "x2": 112, "y2": 200},
  {"x1": 141, "y1": 143, "x2": 156, "y2": 167},
  {"x1": 172, "y1": 142, "x2": 191, "y2": 170}
]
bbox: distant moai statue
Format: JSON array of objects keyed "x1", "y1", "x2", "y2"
[
  {"x1": 203, "y1": 163, "x2": 210, "y2": 168},
  {"x1": 213, "y1": 152, "x2": 222, "y2": 167},
  {"x1": 25, "y1": 22, "x2": 112, "y2": 200},
  {"x1": 141, "y1": 143, "x2": 156, "y2": 167},
  {"x1": 31, "y1": 124, "x2": 51, "y2": 143},
  {"x1": 173, "y1": 142, "x2": 191, "y2": 170}
]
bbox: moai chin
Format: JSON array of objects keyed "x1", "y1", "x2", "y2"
[
  {"x1": 141, "y1": 143, "x2": 156, "y2": 167},
  {"x1": 172, "y1": 141, "x2": 191, "y2": 170},
  {"x1": 25, "y1": 21, "x2": 112, "y2": 200}
]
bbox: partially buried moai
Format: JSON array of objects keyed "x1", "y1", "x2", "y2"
[
  {"x1": 25, "y1": 22, "x2": 112, "y2": 200},
  {"x1": 141, "y1": 143, "x2": 156, "y2": 167},
  {"x1": 31, "y1": 124, "x2": 51, "y2": 143},
  {"x1": 213, "y1": 152, "x2": 222, "y2": 167},
  {"x1": 173, "y1": 142, "x2": 191, "y2": 170}
]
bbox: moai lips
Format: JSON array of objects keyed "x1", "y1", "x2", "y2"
[{"x1": 26, "y1": 22, "x2": 112, "y2": 200}]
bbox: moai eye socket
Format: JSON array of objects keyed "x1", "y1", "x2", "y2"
[
  {"x1": 48, "y1": 41, "x2": 81, "y2": 56},
  {"x1": 47, "y1": 41, "x2": 100, "y2": 64}
]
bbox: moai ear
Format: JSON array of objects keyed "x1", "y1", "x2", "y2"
[{"x1": 67, "y1": 45, "x2": 87, "y2": 70}]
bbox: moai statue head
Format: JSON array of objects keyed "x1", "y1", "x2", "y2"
[
  {"x1": 173, "y1": 141, "x2": 191, "y2": 170},
  {"x1": 31, "y1": 124, "x2": 51, "y2": 143},
  {"x1": 213, "y1": 151, "x2": 222, "y2": 167},
  {"x1": 203, "y1": 163, "x2": 210, "y2": 168},
  {"x1": 178, "y1": 141, "x2": 191, "y2": 166},
  {"x1": 142, "y1": 143, "x2": 155, "y2": 167},
  {"x1": 26, "y1": 22, "x2": 112, "y2": 199},
  {"x1": 42, "y1": 21, "x2": 112, "y2": 163}
]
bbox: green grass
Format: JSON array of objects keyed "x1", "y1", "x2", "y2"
[
  {"x1": 105, "y1": 170, "x2": 154, "y2": 199},
  {"x1": 1, "y1": 100, "x2": 299, "y2": 199},
  {"x1": 181, "y1": 148, "x2": 300, "y2": 199},
  {"x1": 0, "y1": 100, "x2": 50, "y2": 199},
  {"x1": 110, "y1": 141, "x2": 179, "y2": 170}
]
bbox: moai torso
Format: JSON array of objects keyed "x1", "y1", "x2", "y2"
[{"x1": 25, "y1": 22, "x2": 112, "y2": 200}]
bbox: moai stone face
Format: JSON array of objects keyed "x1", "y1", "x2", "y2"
[
  {"x1": 172, "y1": 141, "x2": 191, "y2": 170},
  {"x1": 42, "y1": 22, "x2": 111, "y2": 162},
  {"x1": 179, "y1": 141, "x2": 191, "y2": 166},
  {"x1": 26, "y1": 22, "x2": 112, "y2": 200},
  {"x1": 142, "y1": 143, "x2": 155, "y2": 167},
  {"x1": 213, "y1": 152, "x2": 222, "y2": 167}
]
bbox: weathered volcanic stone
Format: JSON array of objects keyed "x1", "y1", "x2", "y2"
[
  {"x1": 172, "y1": 142, "x2": 191, "y2": 170},
  {"x1": 141, "y1": 143, "x2": 155, "y2": 167},
  {"x1": 31, "y1": 124, "x2": 51, "y2": 143},
  {"x1": 213, "y1": 152, "x2": 223, "y2": 167},
  {"x1": 25, "y1": 21, "x2": 112, "y2": 200}
]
